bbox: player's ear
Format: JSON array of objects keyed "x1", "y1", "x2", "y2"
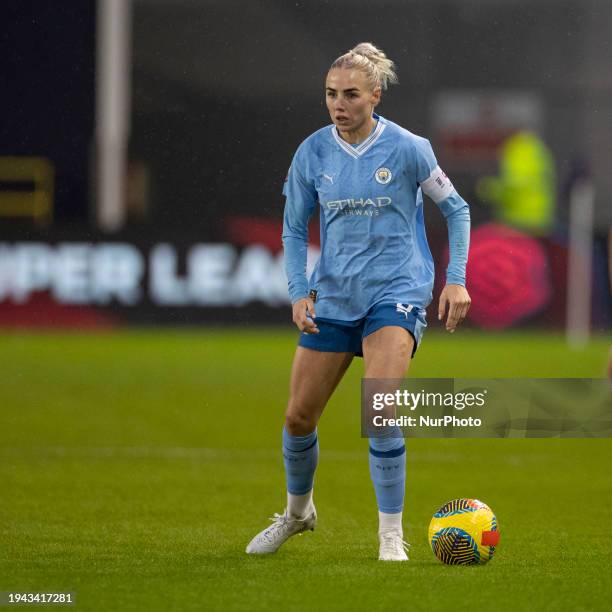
[{"x1": 371, "y1": 86, "x2": 382, "y2": 107}]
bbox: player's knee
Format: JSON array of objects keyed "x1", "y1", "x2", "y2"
[
  {"x1": 395, "y1": 332, "x2": 414, "y2": 359},
  {"x1": 400, "y1": 337, "x2": 413, "y2": 358},
  {"x1": 284, "y1": 403, "x2": 317, "y2": 436}
]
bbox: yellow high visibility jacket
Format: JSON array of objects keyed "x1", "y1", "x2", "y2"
[{"x1": 477, "y1": 131, "x2": 556, "y2": 235}]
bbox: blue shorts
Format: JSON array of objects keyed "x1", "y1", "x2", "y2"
[{"x1": 298, "y1": 303, "x2": 427, "y2": 358}]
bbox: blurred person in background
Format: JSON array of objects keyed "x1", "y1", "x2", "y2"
[
  {"x1": 476, "y1": 131, "x2": 556, "y2": 236},
  {"x1": 245, "y1": 43, "x2": 471, "y2": 561}
]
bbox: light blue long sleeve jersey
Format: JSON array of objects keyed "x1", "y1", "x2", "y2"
[{"x1": 282, "y1": 113, "x2": 470, "y2": 321}]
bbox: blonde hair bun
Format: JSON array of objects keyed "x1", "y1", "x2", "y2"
[{"x1": 331, "y1": 42, "x2": 398, "y2": 91}]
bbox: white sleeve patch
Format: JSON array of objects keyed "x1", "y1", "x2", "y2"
[{"x1": 420, "y1": 165, "x2": 454, "y2": 204}]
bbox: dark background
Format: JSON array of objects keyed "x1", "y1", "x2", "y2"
[
  {"x1": 2, "y1": 0, "x2": 611, "y2": 232},
  {"x1": 130, "y1": 0, "x2": 610, "y2": 233},
  {"x1": 0, "y1": 1, "x2": 95, "y2": 226}
]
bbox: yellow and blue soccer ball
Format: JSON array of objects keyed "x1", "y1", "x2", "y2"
[{"x1": 428, "y1": 498, "x2": 500, "y2": 565}]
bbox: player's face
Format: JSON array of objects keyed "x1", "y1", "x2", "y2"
[{"x1": 325, "y1": 68, "x2": 381, "y2": 137}]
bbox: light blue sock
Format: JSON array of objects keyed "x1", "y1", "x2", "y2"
[
  {"x1": 369, "y1": 435, "x2": 406, "y2": 514},
  {"x1": 282, "y1": 427, "x2": 319, "y2": 495}
]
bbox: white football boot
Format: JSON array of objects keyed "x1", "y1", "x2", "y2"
[
  {"x1": 245, "y1": 506, "x2": 317, "y2": 554},
  {"x1": 378, "y1": 529, "x2": 410, "y2": 561}
]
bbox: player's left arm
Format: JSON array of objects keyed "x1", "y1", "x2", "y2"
[
  {"x1": 415, "y1": 139, "x2": 471, "y2": 332},
  {"x1": 435, "y1": 201, "x2": 471, "y2": 333}
]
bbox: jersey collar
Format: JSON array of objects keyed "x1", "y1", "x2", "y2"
[{"x1": 331, "y1": 114, "x2": 387, "y2": 159}]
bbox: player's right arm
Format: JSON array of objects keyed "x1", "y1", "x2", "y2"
[
  {"x1": 282, "y1": 144, "x2": 319, "y2": 334},
  {"x1": 291, "y1": 297, "x2": 318, "y2": 334}
]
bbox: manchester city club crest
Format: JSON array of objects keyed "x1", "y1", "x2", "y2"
[{"x1": 375, "y1": 167, "x2": 392, "y2": 184}]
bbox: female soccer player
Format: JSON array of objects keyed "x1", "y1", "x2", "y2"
[{"x1": 246, "y1": 43, "x2": 471, "y2": 561}]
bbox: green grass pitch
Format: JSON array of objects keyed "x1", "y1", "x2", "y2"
[{"x1": 1, "y1": 329, "x2": 611, "y2": 611}]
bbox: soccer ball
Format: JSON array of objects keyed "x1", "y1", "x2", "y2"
[{"x1": 428, "y1": 498, "x2": 500, "y2": 565}]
